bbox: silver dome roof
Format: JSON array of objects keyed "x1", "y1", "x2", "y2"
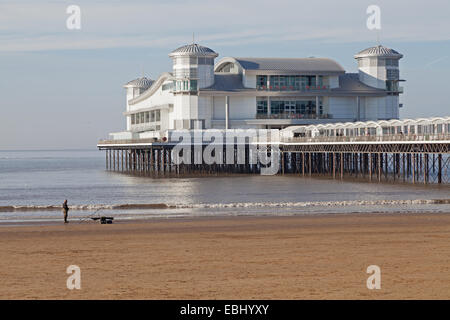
[
  {"x1": 355, "y1": 45, "x2": 403, "y2": 59},
  {"x1": 169, "y1": 43, "x2": 218, "y2": 57},
  {"x1": 124, "y1": 77, "x2": 153, "y2": 88}
]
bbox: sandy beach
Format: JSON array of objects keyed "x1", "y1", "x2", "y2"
[{"x1": 1, "y1": 213, "x2": 450, "y2": 299}]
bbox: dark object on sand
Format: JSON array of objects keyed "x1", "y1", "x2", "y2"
[
  {"x1": 91, "y1": 216, "x2": 114, "y2": 224},
  {"x1": 62, "y1": 200, "x2": 69, "y2": 223}
]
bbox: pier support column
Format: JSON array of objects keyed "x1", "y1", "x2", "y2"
[
  {"x1": 332, "y1": 153, "x2": 336, "y2": 179},
  {"x1": 309, "y1": 153, "x2": 312, "y2": 176},
  {"x1": 438, "y1": 154, "x2": 442, "y2": 184},
  {"x1": 378, "y1": 153, "x2": 382, "y2": 182},
  {"x1": 302, "y1": 152, "x2": 305, "y2": 176}
]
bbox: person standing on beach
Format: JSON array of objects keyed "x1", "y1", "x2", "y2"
[{"x1": 63, "y1": 200, "x2": 69, "y2": 223}]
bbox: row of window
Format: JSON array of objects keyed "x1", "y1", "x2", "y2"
[
  {"x1": 174, "y1": 67, "x2": 198, "y2": 79},
  {"x1": 217, "y1": 62, "x2": 238, "y2": 73},
  {"x1": 386, "y1": 80, "x2": 400, "y2": 92},
  {"x1": 174, "y1": 80, "x2": 198, "y2": 92},
  {"x1": 162, "y1": 82, "x2": 174, "y2": 91},
  {"x1": 256, "y1": 75, "x2": 324, "y2": 90},
  {"x1": 386, "y1": 69, "x2": 400, "y2": 80},
  {"x1": 257, "y1": 99, "x2": 323, "y2": 115},
  {"x1": 174, "y1": 57, "x2": 214, "y2": 65},
  {"x1": 358, "y1": 58, "x2": 399, "y2": 68},
  {"x1": 131, "y1": 110, "x2": 161, "y2": 125}
]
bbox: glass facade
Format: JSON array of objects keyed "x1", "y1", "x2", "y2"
[
  {"x1": 174, "y1": 80, "x2": 197, "y2": 92},
  {"x1": 256, "y1": 100, "x2": 268, "y2": 114},
  {"x1": 162, "y1": 82, "x2": 173, "y2": 91},
  {"x1": 256, "y1": 98, "x2": 325, "y2": 119},
  {"x1": 256, "y1": 75, "x2": 326, "y2": 91},
  {"x1": 130, "y1": 110, "x2": 161, "y2": 126},
  {"x1": 386, "y1": 80, "x2": 399, "y2": 92}
]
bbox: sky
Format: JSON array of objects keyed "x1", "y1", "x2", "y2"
[{"x1": 0, "y1": 0, "x2": 449, "y2": 150}]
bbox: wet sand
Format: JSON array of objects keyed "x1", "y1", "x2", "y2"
[{"x1": 0, "y1": 213, "x2": 450, "y2": 299}]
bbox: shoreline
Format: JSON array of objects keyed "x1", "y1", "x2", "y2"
[
  {"x1": 1, "y1": 212, "x2": 450, "y2": 299},
  {"x1": 1, "y1": 209, "x2": 450, "y2": 228}
]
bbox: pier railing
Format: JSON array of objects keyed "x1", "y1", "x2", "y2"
[
  {"x1": 98, "y1": 138, "x2": 160, "y2": 145},
  {"x1": 98, "y1": 134, "x2": 450, "y2": 146},
  {"x1": 282, "y1": 134, "x2": 450, "y2": 144}
]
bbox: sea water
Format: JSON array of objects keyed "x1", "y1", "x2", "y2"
[{"x1": 0, "y1": 149, "x2": 449, "y2": 224}]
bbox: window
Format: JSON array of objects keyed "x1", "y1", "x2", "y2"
[
  {"x1": 145, "y1": 112, "x2": 150, "y2": 123},
  {"x1": 358, "y1": 59, "x2": 370, "y2": 68},
  {"x1": 270, "y1": 76, "x2": 280, "y2": 89},
  {"x1": 131, "y1": 114, "x2": 135, "y2": 125},
  {"x1": 257, "y1": 75, "x2": 267, "y2": 88},
  {"x1": 257, "y1": 100, "x2": 267, "y2": 114},
  {"x1": 217, "y1": 62, "x2": 235, "y2": 72},
  {"x1": 269, "y1": 99, "x2": 317, "y2": 117},
  {"x1": 385, "y1": 59, "x2": 399, "y2": 67},
  {"x1": 162, "y1": 82, "x2": 173, "y2": 91},
  {"x1": 270, "y1": 100, "x2": 284, "y2": 114},
  {"x1": 176, "y1": 57, "x2": 189, "y2": 65},
  {"x1": 190, "y1": 80, "x2": 198, "y2": 91},
  {"x1": 174, "y1": 67, "x2": 198, "y2": 78},
  {"x1": 198, "y1": 57, "x2": 213, "y2": 65},
  {"x1": 155, "y1": 110, "x2": 161, "y2": 122},
  {"x1": 317, "y1": 76, "x2": 323, "y2": 87},
  {"x1": 386, "y1": 69, "x2": 399, "y2": 80},
  {"x1": 386, "y1": 80, "x2": 399, "y2": 91}
]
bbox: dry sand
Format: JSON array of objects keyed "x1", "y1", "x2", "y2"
[{"x1": 1, "y1": 213, "x2": 450, "y2": 299}]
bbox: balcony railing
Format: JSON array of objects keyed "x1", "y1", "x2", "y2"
[
  {"x1": 256, "y1": 113, "x2": 332, "y2": 120},
  {"x1": 257, "y1": 85, "x2": 330, "y2": 92},
  {"x1": 98, "y1": 138, "x2": 161, "y2": 145},
  {"x1": 282, "y1": 134, "x2": 450, "y2": 143}
]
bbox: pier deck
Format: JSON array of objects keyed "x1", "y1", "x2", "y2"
[{"x1": 98, "y1": 134, "x2": 450, "y2": 184}]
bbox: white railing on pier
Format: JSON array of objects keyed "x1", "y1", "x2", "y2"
[{"x1": 282, "y1": 134, "x2": 450, "y2": 144}]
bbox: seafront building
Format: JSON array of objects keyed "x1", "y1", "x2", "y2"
[
  {"x1": 98, "y1": 43, "x2": 450, "y2": 184},
  {"x1": 109, "y1": 43, "x2": 404, "y2": 141}
]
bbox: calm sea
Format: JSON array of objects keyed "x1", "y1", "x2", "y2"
[{"x1": 0, "y1": 149, "x2": 449, "y2": 224}]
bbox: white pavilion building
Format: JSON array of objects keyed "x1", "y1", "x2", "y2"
[{"x1": 109, "y1": 43, "x2": 404, "y2": 141}]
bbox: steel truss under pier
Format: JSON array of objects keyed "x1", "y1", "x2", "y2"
[
  {"x1": 281, "y1": 142, "x2": 450, "y2": 184},
  {"x1": 99, "y1": 140, "x2": 450, "y2": 184}
]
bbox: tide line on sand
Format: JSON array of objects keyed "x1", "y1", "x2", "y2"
[{"x1": 1, "y1": 199, "x2": 450, "y2": 213}]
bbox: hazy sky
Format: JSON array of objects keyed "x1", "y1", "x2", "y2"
[{"x1": 1, "y1": 0, "x2": 449, "y2": 149}]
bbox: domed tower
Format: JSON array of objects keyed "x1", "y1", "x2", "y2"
[
  {"x1": 124, "y1": 76, "x2": 153, "y2": 99},
  {"x1": 123, "y1": 77, "x2": 153, "y2": 130},
  {"x1": 354, "y1": 45, "x2": 403, "y2": 91},
  {"x1": 355, "y1": 45, "x2": 404, "y2": 119},
  {"x1": 169, "y1": 43, "x2": 218, "y2": 90},
  {"x1": 168, "y1": 43, "x2": 218, "y2": 129}
]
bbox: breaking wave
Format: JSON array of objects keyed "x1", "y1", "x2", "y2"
[
  {"x1": 0, "y1": 203, "x2": 173, "y2": 212},
  {"x1": 1, "y1": 199, "x2": 450, "y2": 213}
]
